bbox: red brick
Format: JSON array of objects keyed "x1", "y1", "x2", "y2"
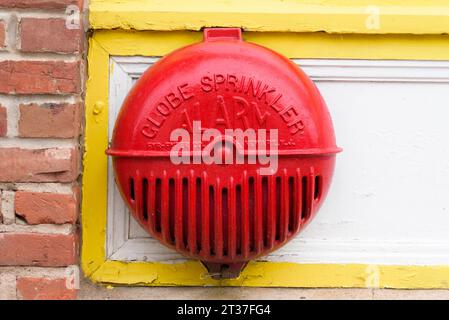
[
  {"x1": 20, "y1": 18, "x2": 83, "y2": 54},
  {"x1": 19, "y1": 103, "x2": 81, "y2": 138},
  {"x1": 0, "y1": 105, "x2": 6, "y2": 137},
  {"x1": 0, "y1": 61, "x2": 80, "y2": 95},
  {"x1": 0, "y1": 233, "x2": 78, "y2": 266},
  {"x1": 15, "y1": 191, "x2": 77, "y2": 224},
  {"x1": 0, "y1": 148, "x2": 79, "y2": 183},
  {"x1": 0, "y1": 20, "x2": 5, "y2": 49},
  {"x1": 0, "y1": 0, "x2": 82, "y2": 10},
  {"x1": 17, "y1": 277, "x2": 76, "y2": 300}
]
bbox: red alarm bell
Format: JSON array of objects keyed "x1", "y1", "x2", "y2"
[{"x1": 107, "y1": 28, "x2": 341, "y2": 278}]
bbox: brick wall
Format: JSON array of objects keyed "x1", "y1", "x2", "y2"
[{"x1": 0, "y1": 0, "x2": 85, "y2": 300}]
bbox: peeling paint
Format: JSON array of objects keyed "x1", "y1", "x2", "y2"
[{"x1": 90, "y1": 0, "x2": 449, "y2": 35}]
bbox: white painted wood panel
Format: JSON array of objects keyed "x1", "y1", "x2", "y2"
[{"x1": 108, "y1": 57, "x2": 449, "y2": 265}]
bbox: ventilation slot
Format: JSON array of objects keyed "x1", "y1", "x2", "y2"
[
  {"x1": 200, "y1": 175, "x2": 210, "y2": 256},
  {"x1": 275, "y1": 176, "x2": 281, "y2": 241},
  {"x1": 314, "y1": 175, "x2": 322, "y2": 200},
  {"x1": 222, "y1": 188, "x2": 229, "y2": 257},
  {"x1": 288, "y1": 176, "x2": 294, "y2": 233},
  {"x1": 195, "y1": 178, "x2": 202, "y2": 253},
  {"x1": 209, "y1": 186, "x2": 215, "y2": 256},
  {"x1": 168, "y1": 178, "x2": 175, "y2": 244},
  {"x1": 154, "y1": 178, "x2": 162, "y2": 233},
  {"x1": 129, "y1": 178, "x2": 135, "y2": 201},
  {"x1": 301, "y1": 176, "x2": 308, "y2": 220},
  {"x1": 235, "y1": 184, "x2": 242, "y2": 256},
  {"x1": 248, "y1": 177, "x2": 255, "y2": 253},
  {"x1": 179, "y1": 178, "x2": 188, "y2": 249},
  {"x1": 142, "y1": 178, "x2": 148, "y2": 221},
  {"x1": 262, "y1": 177, "x2": 268, "y2": 248},
  {"x1": 214, "y1": 183, "x2": 223, "y2": 258}
]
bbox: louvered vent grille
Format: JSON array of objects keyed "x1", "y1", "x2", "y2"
[{"x1": 127, "y1": 168, "x2": 322, "y2": 260}]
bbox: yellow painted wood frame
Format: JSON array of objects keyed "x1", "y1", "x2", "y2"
[
  {"x1": 83, "y1": 30, "x2": 449, "y2": 288},
  {"x1": 90, "y1": 0, "x2": 449, "y2": 35}
]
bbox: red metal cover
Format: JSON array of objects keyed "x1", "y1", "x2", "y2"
[{"x1": 107, "y1": 28, "x2": 341, "y2": 278}]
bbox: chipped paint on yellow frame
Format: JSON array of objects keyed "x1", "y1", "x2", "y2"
[
  {"x1": 83, "y1": 29, "x2": 449, "y2": 288},
  {"x1": 90, "y1": 0, "x2": 449, "y2": 35}
]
